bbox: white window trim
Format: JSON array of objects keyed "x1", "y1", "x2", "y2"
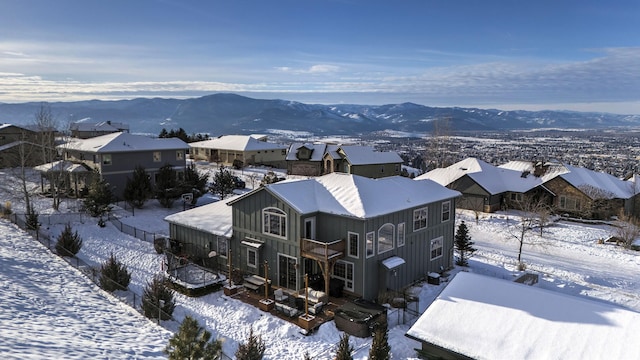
[
  {"x1": 247, "y1": 248, "x2": 257, "y2": 268},
  {"x1": 441, "y1": 200, "x2": 451, "y2": 223},
  {"x1": 430, "y1": 236, "x2": 443, "y2": 261},
  {"x1": 413, "y1": 207, "x2": 428, "y2": 231},
  {"x1": 262, "y1": 207, "x2": 287, "y2": 239},
  {"x1": 217, "y1": 237, "x2": 228, "y2": 259},
  {"x1": 333, "y1": 260, "x2": 355, "y2": 292},
  {"x1": 366, "y1": 231, "x2": 375, "y2": 258},
  {"x1": 397, "y1": 222, "x2": 405, "y2": 247},
  {"x1": 377, "y1": 223, "x2": 395, "y2": 255},
  {"x1": 102, "y1": 154, "x2": 112, "y2": 166},
  {"x1": 347, "y1": 231, "x2": 359, "y2": 259}
]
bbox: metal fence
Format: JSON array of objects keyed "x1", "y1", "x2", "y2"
[
  {"x1": 4, "y1": 211, "x2": 233, "y2": 360},
  {"x1": 108, "y1": 214, "x2": 165, "y2": 244}
]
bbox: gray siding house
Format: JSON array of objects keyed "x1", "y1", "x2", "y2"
[
  {"x1": 168, "y1": 173, "x2": 460, "y2": 301},
  {"x1": 61, "y1": 132, "x2": 189, "y2": 199},
  {"x1": 322, "y1": 145, "x2": 403, "y2": 179}
]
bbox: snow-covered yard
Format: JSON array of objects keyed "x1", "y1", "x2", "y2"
[{"x1": 0, "y1": 167, "x2": 639, "y2": 359}]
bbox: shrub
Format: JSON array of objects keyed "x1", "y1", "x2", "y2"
[
  {"x1": 154, "y1": 237, "x2": 167, "y2": 254},
  {"x1": 165, "y1": 316, "x2": 222, "y2": 360},
  {"x1": 55, "y1": 224, "x2": 83, "y2": 257},
  {"x1": 141, "y1": 276, "x2": 176, "y2": 321},
  {"x1": 235, "y1": 327, "x2": 265, "y2": 360},
  {"x1": 99, "y1": 253, "x2": 131, "y2": 292},
  {"x1": 334, "y1": 333, "x2": 354, "y2": 360}
]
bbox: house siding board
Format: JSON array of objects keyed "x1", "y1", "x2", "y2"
[{"x1": 350, "y1": 163, "x2": 401, "y2": 179}]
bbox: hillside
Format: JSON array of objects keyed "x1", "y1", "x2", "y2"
[{"x1": 2, "y1": 93, "x2": 639, "y2": 136}]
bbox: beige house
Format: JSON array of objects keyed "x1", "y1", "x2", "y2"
[{"x1": 190, "y1": 135, "x2": 287, "y2": 168}]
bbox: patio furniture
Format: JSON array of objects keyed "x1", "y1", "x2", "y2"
[{"x1": 274, "y1": 288, "x2": 288, "y2": 302}]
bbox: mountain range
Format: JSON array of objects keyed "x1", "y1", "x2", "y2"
[{"x1": 2, "y1": 93, "x2": 639, "y2": 137}]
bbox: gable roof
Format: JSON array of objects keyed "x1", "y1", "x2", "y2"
[
  {"x1": 190, "y1": 135, "x2": 286, "y2": 152},
  {"x1": 164, "y1": 197, "x2": 234, "y2": 237},
  {"x1": 416, "y1": 157, "x2": 543, "y2": 195},
  {"x1": 406, "y1": 272, "x2": 640, "y2": 360},
  {"x1": 338, "y1": 145, "x2": 403, "y2": 165},
  {"x1": 501, "y1": 160, "x2": 633, "y2": 199},
  {"x1": 63, "y1": 132, "x2": 188, "y2": 153},
  {"x1": 286, "y1": 143, "x2": 327, "y2": 161},
  {"x1": 70, "y1": 121, "x2": 130, "y2": 132},
  {"x1": 248, "y1": 172, "x2": 460, "y2": 218}
]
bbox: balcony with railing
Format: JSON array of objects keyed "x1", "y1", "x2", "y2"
[{"x1": 300, "y1": 238, "x2": 345, "y2": 262}]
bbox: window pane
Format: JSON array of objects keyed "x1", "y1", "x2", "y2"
[
  {"x1": 366, "y1": 232, "x2": 374, "y2": 257},
  {"x1": 378, "y1": 224, "x2": 394, "y2": 254},
  {"x1": 348, "y1": 232, "x2": 359, "y2": 257},
  {"x1": 397, "y1": 223, "x2": 405, "y2": 247}
]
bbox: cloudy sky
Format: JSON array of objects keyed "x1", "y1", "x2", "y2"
[{"x1": 1, "y1": 0, "x2": 639, "y2": 114}]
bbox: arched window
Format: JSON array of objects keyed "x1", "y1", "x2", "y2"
[
  {"x1": 262, "y1": 207, "x2": 287, "y2": 238},
  {"x1": 377, "y1": 223, "x2": 394, "y2": 254}
]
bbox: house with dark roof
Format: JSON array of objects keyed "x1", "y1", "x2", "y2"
[
  {"x1": 59, "y1": 132, "x2": 188, "y2": 199},
  {"x1": 70, "y1": 121, "x2": 130, "y2": 139},
  {"x1": 190, "y1": 135, "x2": 287, "y2": 168},
  {"x1": 0, "y1": 123, "x2": 56, "y2": 168},
  {"x1": 322, "y1": 145, "x2": 403, "y2": 179},
  {"x1": 165, "y1": 172, "x2": 460, "y2": 301}
]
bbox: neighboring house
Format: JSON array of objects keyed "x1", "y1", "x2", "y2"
[
  {"x1": 406, "y1": 272, "x2": 640, "y2": 359},
  {"x1": 286, "y1": 143, "x2": 327, "y2": 176},
  {"x1": 190, "y1": 135, "x2": 287, "y2": 168},
  {"x1": 60, "y1": 132, "x2": 188, "y2": 199},
  {"x1": 70, "y1": 121, "x2": 130, "y2": 139},
  {"x1": 166, "y1": 172, "x2": 460, "y2": 301},
  {"x1": 501, "y1": 160, "x2": 635, "y2": 219},
  {"x1": 0, "y1": 124, "x2": 55, "y2": 168},
  {"x1": 322, "y1": 145, "x2": 403, "y2": 178},
  {"x1": 416, "y1": 157, "x2": 551, "y2": 213}
]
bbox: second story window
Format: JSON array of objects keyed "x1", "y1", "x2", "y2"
[
  {"x1": 442, "y1": 201, "x2": 451, "y2": 222},
  {"x1": 262, "y1": 207, "x2": 286, "y2": 238},
  {"x1": 377, "y1": 223, "x2": 394, "y2": 254},
  {"x1": 413, "y1": 207, "x2": 428, "y2": 231},
  {"x1": 102, "y1": 154, "x2": 112, "y2": 166},
  {"x1": 153, "y1": 151, "x2": 161, "y2": 162},
  {"x1": 176, "y1": 150, "x2": 184, "y2": 160},
  {"x1": 348, "y1": 232, "x2": 359, "y2": 258},
  {"x1": 366, "y1": 232, "x2": 374, "y2": 258},
  {"x1": 397, "y1": 222, "x2": 405, "y2": 247}
]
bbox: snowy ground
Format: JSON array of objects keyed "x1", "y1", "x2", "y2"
[{"x1": 1, "y1": 167, "x2": 639, "y2": 359}]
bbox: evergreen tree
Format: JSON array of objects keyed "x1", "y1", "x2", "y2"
[
  {"x1": 123, "y1": 165, "x2": 152, "y2": 209},
  {"x1": 180, "y1": 163, "x2": 209, "y2": 205},
  {"x1": 164, "y1": 316, "x2": 222, "y2": 360},
  {"x1": 209, "y1": 166, "x2": 235, "y2": 200},
  {"x1": 142, "y1": 276, "x2": 176, "y2": 321},
  {"x1": 455, "y1": 221, "x2": 477, "y2": 266},
  {"x1": 303, "y1": 352, "x2": 313, "y2": 360},
  {"x1": 155, "y1": 163, "x2": 181, "y2": 208},
  {"x1": 235, "y1": 327, "x2": 265, "y2": 360},
  {"x1": 83, "y1": 170, "x2": 113, "y2": 219},
  {"x1": 55, "y1": 223, "x2": 83, "y2": 257},
  {"x1": 368, "y1": 325, "x2": 391, "y2": 360},
  {"x1": 99, "y1": 253, "x2": 131, "y2": 292},
  {"x1": 334, "y1": 333, "x2": 354, "y2": 360},
  {"x1": 158, "y1": 128, "x2": 169, "y2": 138},
  {"x1": 25, "y1": 203, "x2": 40, "y2": 231}
]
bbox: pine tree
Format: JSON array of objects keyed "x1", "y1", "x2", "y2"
[
  {"x1": 99, "y1": 253, "x2": 131, "y2": 292},
  {"x1": 455, "y1": 221, "x2": 477, "y2": 266},
  {"x1": 55, "y1": 223, "x2": 83, "y2": 257},
  {"x1": 25, "y1": 203, "x2": 40, "y2": 231},
  {"x1": 334, "y1": 333, "x2": 353, "y2": 360},
  {"x1": 124, "y1": 165, "x2": 152, "y2": 209},
  {"x1": 180, "y1": 163, "x2": 209, "y2": 205},
  {"x1": 235, "y1": 327, "x2": 266, "y2": 360},
  {"x1": 209, "y1": 166, "x2": 235, "y2": 200},
  {"x1": 83, "y1": 169, "x2": 113, "y2": 219},
  {"x1": 164, "y1": 316, "x2": 222, "y2": 360},
  {"x1": 155, "y1": 163, "x2": 181, "y2": 208},
  {"x1": 368, "y1": 325, "x2": 391, "y2": 360},
  {"x1": 142, "y1": 276, "x2": 176, "y2": 321}
]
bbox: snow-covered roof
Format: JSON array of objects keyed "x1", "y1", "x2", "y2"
[
  {"x1": 62, "y1": 132, "x2": 188, "y2": 153},
  {"x1": 34, "y1": 160, "x2": 89, "y2": 173},
  {"x1": 501, "y1": 160, "x2": 633, "y2": 199},
  {"x1": 190, "y1": 135, "x2": 286, "y2": 152},
  {"x1": 406, "y1": 272, "x2": 640, "y2": 360},
  {"x1": 338, "y1": 145, "x2": 403, "y2": 165},
  {"x1": 70, "y1": 121, "x2": 129, "y2": 132},
  {"x1": 259, "y1": 172, "x2": 460, "y2": 218},
  {"x1": 286, "y1": 143, "x2": 327, "y2": 161},
  {"x1": 164, "y1": 198, "x2": 234, "y2": 237},
  {"x1": 416, "y1": 157, "x2": 543, "y2": 195}
]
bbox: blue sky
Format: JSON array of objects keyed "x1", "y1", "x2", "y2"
[{"x1": 1, "y1": 0, "x2": 639, "y2": 114}]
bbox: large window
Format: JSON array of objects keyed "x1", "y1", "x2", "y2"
[
  {"x1": 348, "y1": 232, "x2": 359, "y2": 258},
  {"x1": 397, "y1": 222, "x2": 405, "y2": 247},
  {"x1": 559, "y1": 195, "x2": 581, "y2": 211},
  {"x1": 247, "y1": 248, "x2": 257, "y2": 268},
  {"x1": 413, "y1": 207, "x2": 428, "y2": 231},
  {"x1": 333, "y1": 261, "x2": 354, "y2": 292},
  {"x1": 176, "y1": 150, "x2": 184, "y2": 160},
  {"x1": 366, "y1": 232, "x2": 374, "y2": 258},
  {"x1": 153, "y1": 151, "x2": 161, "y2": 162},
  {"x1": 377, "y1": 223, "x2": 394, "y2": 254},
  {"x1": 441, "y1": 201, "x2": 451, "y2": 222},
  {"x1": 217, "y1": 237, "x2": 228, "y2": 258},
  {"x1": 430, "y1": 236, "x2": 443, "y2": 260},
  {"x1": 262, "y1": 208, "x2": 287, "y2": 238}
]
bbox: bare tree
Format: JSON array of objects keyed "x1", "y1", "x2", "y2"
[
  {"x1": 613, "y1": 210, "x2": 640, "y2": 249},
  {"x1": 424, "y1": 117, "x2": 451, "y2": 170},
  {"x1": 33, "y1": 103, "x2": 64, "y2": 210},
  {"x1": 509, "y1": 194, "x2": 550, "y2": 269}
]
